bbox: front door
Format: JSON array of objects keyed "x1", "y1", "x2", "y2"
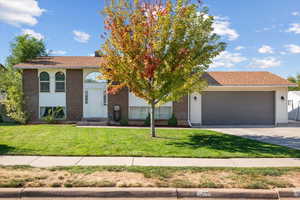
[
  {"x1": 84, "y1": 87, "x2": 107, "y2": 118},
  {"x1": 190, "y1": 93, "x2": 202, "y2": 124}
]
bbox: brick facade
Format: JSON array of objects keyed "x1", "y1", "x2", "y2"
[
  {"x1": 22, "y1": 68, "x2": 189, "y2": 126},
  {"x1": 23, "y1": 69, "x2": 39, "y2": 122},
  {"x1": 173, "y1": 95, "x2": 189, "y2": 126},
  {"x1": 66, "y1": 69, "x2": 83, "y2": 121},
  {"x1": 108, "y1": 87, "x2": 129, "y2": 121}
]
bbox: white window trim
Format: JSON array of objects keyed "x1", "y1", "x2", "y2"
[
  {"x1": 39, "y1": 71, "x2": 50, "y2": 93},
  {"x1": 55, "y1": 71, "x2": 66, "y2": 93}
]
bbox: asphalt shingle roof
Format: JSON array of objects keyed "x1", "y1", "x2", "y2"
[{"x1": 14, "y1": 56, "x2": 296, "y2": 87}]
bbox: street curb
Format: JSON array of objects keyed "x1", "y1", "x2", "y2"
[
  {"x1": 0, "y1": 187, "x2": 299, "y2": 199},
  {"x1": 21, "y1": 188, "x2": 177, "y2": 198},
  {"x1": 277, "y1": 188, "x2": 300, "y2": 198},
  {"x1": 177, "y1": 188, "x2": 279, "y2": 199},
  {"x1": 0, "y1": 188, "x2": 22, "y2": 198}
]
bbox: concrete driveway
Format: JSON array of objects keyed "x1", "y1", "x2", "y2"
[{"x1": 209, "y1": 127, "x2": 300, "y2": 150}]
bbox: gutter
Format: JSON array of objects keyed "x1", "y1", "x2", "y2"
[
  {"x1": 187, "y1": 93, "x2": 192, "y2": 127},
  {"x1": 208, "y1": 84, "x2": 297, "y2": 88},
  {"x1": 14, "y1": 65, "x2": 100, "y2": 69}
]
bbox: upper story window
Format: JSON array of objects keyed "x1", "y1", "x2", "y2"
[
  {"x1": 40, "y1": 72, "x2": 50, "y2": 92},
  {"x1": 55, "y1": 72, "x2": 65, "y2": 92}
]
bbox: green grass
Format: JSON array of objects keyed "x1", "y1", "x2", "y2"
[{"x1": 0, "y1": 124, "x2": 300, "y2": 158}]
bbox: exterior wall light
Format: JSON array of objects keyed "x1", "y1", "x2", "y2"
[{"x1": 194, "y1": 96, "x2": 197, "y2": 100}]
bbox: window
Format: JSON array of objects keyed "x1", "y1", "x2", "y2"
[
  {"x1": 129, "y1": 106, "x2": 172, "y2": 120},
  {"x1": 40, "y1": 107, "x2": 66, "y2": 120},
  {"x1": 40, "y1": 72, "x2": 50, "y2": 92},
  {"x1": 288, "y1": 100, "x2": 293, "y2": 107},
  {"x1": 55, "y1": 72, "x2": 65, "y2": 92},
  {"x1": 85, "y1": 91, "x2": 88, "y2": 104},
  {"x1": 103, "y1": 90, "x2": 107, "y2": 105}
]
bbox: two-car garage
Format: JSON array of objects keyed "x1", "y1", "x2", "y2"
[
  {"x1": 188, "y1": 71, "x2": 293, "y2": 126},
  {"x1": 201, "y1": 91, "x2": 275, "y2": 125}
]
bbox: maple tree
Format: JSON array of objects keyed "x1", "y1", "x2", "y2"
[{"x1": 100, "y1": 0, "x2": 226, "y2": 137}]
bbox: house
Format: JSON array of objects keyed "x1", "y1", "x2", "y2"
[
  {"x1": 288, "y1": 91, "x2": 300, "y2": 121},
  {"x1": 0, "y1": 64, "x2": 5, "y2": 120},
  {"x1": 14, "y1": 56, "x2": 296, "y2": 126}
]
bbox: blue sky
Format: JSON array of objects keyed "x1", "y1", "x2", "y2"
[{"x1": 0, "y1": 0, "x2": 300, "y2": 78}]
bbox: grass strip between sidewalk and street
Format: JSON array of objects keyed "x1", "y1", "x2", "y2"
[{"x1": 1, "y1": 165, "x2": 300, "y2": 189}]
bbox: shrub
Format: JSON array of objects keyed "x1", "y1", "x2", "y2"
[
  {"x1": 3, "y1": 71, "x2": 28, "y2": 124},
  {"x1": 120, "y1": 117, "x2": 128, "y2": 126},
  {"x1": 168, "y1": 113, "x2": 178, "y2": 126},
  {"x1": 144, "y1": 113, "x2": 150, "y2": 126}
]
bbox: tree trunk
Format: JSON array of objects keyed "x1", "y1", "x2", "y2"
[{"x1": 150, "y1": 102, "x2": 156, "y2": 137}]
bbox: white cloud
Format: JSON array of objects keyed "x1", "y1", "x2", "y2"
[
  {"x1": 256, "y1": 25, "x2": 277, "y2": 32},
  {"x1": 292, "y1": 11, "x2": 300, "y2": 16},
  {"x1": 280, "y1": 51, "x2": 287, "y2": 55},
  {"x1": 21, "y1": 29, "x2": 44, "y2": 40},
  {"x1": 211, "y1": 51, "x2": 247, "y2": 68},
  {"x1": 50, "y1": 50, "x2": 67, "y2": 55},
  {"x1": 235, "y1": 46, "x2": 245, "y2": 51},
  {"x1": 258, "y1": 45, "x2": 274, "y2": 54},
  {"x1": 73, "y1": 30, "x2": 90, "y2": 43},
  {"x1": 285, "y1": 44, "x2": 300, "y2": 54},
  {"x1": 287, "y1": 23, "x2": 300, "y2": 34},
  {"x1": 0, "y1": 0, "x2": 45, "y2": 26},
  {"x1": 213, "y1": 16, "x2": 239, "y2": 41},
  {"x1": 249, "y1": 57, "x2": 281, "y2": 69}
]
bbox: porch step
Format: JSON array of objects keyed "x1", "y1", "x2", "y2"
[
  {"x1": 81, "y1": 118, "x2": 107, "y2": 122},
  {"x1": 77, "y1": 119, "x2": 108, "y2": 126},
  {"x1": 191, "y1": 123, "x2": 202, "y2": 128}
]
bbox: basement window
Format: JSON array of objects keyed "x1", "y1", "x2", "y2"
[
  {"x1": 128, "y1": 106, "x2": 172, "y2": 120},
  {"x1": 40, "y1": 107, "x2": 66, "y2": 120}
]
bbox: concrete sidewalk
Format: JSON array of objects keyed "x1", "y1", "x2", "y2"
[{"x1": 1, "y1": 156, "x2": 300, "y2": 167}]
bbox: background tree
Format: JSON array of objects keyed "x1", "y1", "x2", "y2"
[
  {"x1": 101, "y1": 0, "x2": 226, "y2": 137},
  {"x1": 0, "y1": 35, "x2": 47, "y2": 124},
  {"x1": 288, "y1": 74, "x2": 300, "y2": 91}
]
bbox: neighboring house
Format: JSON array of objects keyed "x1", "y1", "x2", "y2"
[
  {"x1": 0, "y1": 64, "x2": 5, "y2": 71},
  {"x1": 288, "y1": 91, "x2": 300, "y2": 121},
  {"x1": 0, "y1": 64, "x2": 7, "y2": 122},
  {"x1": 14, "y1": 56, "x2": 296, "y2": 126}
]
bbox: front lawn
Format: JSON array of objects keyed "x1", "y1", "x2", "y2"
[{"x1": 0, "y1": 125, "x2": 300, "y2": 158}]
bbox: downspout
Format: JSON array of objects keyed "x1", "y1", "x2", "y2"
[{"x1": 187, "y1": 93, "x2": 192, "y2": 127}]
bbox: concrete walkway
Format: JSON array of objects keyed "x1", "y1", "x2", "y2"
[{"x1": 1, "y1": 156, "x2": 300, "y2": 167}]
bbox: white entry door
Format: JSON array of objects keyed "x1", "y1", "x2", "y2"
[
  {"x1": 84, "y1": 87, "x2": 107, "y2": 118},
  {"x1": 190, "y1": 93, "x2": 202, "y2": 124}
]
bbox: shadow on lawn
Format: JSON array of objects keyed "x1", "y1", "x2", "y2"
[
  {"x1": 0, "y1": 144, "x2": 16, "y2": 154},
  {"x1": 166, "y1": 133, "x2": 300, "y2": 157}
]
